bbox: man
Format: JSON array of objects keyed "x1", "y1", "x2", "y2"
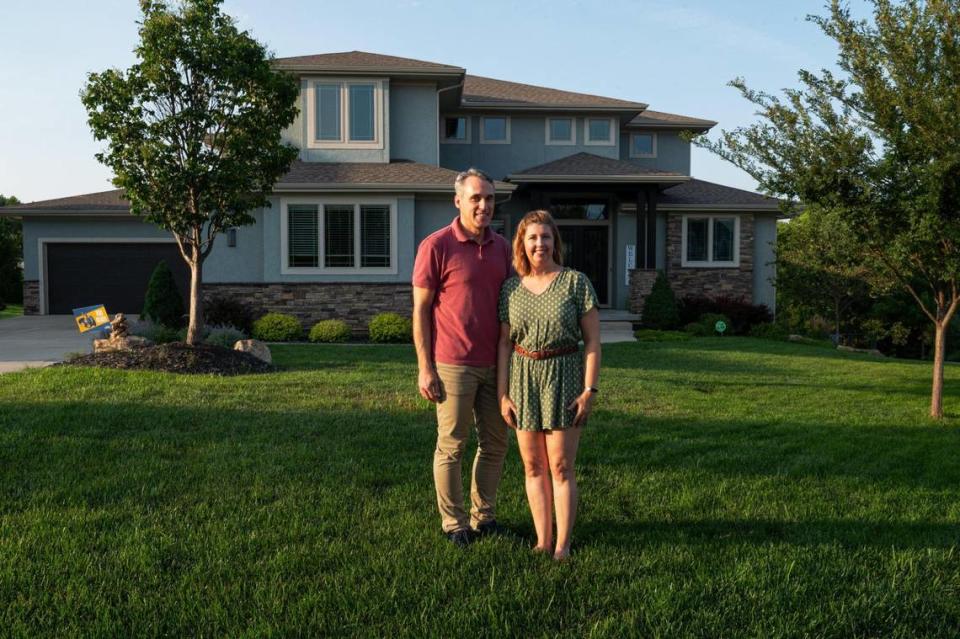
[{"x1": 412, "y1": 168, "x2": 513, "y2": 547}]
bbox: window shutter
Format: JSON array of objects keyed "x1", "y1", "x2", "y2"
[
  {"x1": 325, "y1": 205, "x2": 355, "y2": 267},
  {"x1": 361, "y1": 205, "x2": 391, "y2": 267},
  {"x1": 288, "y1": 205, "x2": 318, "y2": 267}
]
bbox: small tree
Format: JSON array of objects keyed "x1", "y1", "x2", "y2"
[
  {"x1": 641, "y1": 271, "x2": 681, "y2": 330},
  {"x1": 82, "y1": 0, "x2": 299, "y2": 344},
  {"x1": 693, "y1": 0, "x2": 960, "y2": 418},
  {"x1": 142, "y1": 260, "x2": 185, "y2": 328}
]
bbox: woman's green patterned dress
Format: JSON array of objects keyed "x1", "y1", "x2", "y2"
[{"x1": 498, "y1": 268, "x2": 598, "y2": 431}]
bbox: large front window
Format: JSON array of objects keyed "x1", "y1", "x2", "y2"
[
  {"x1": 307, "y1": 79, "x2": 384, "y2": 148},
  {"x1": 284, "y1": 199, "x2": 396, "y2": 273},
  {"x1": 682, "y1": 215, "x2": 740, "y2": 267}
]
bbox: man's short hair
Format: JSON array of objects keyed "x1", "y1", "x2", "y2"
[{"x1": 454, "y1": 168, "x2": 494, "y2": 195}]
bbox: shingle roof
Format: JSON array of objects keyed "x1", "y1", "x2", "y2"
[
  {"x1": 628, "y1": 110, "x2": 716, "y2": 130},
  {"x1": 462, "y1": 75, "x2": 646, "y2": 110},
  {"x1": 658, "y1": 179, "x2": 780, "y2": 209},
  {"x1": 508, "y1": 153, "x2": 686, "y2": 183},
  {"x1": 1, "y1": 189, "x2": 130, "y2": 213},
  {"x1": 272, "y1": 51, "x2": 463, "y2": 74},
  {"x1": 276, "y1": 160, "x2": 514, "y2": 192}
]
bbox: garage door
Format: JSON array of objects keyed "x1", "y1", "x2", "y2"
[{"x1": 46, "y1": 243, "x2": 191, "y2": 315}]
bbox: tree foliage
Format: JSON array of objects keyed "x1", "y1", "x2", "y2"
[
  {"x1": 693, "y1": 0, "x2": 960, "y2": 418},
  {"x1": 81, "y1": 0, "x2": 299, "y2": 344},
  {"x1": 0, "y1": 194, "x2": 23, "y2": 305}
]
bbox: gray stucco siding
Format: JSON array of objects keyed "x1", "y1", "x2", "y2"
[
  {"x1": 390, "y1": 83, "x2": 438, "y2": 164},
  {"x1": 620, "y1": 131, "x2": 691, "y2": 175},
  {"x1": 753, "y1": 214, "x2": 777, "y2": 313},
  {"x1": 22, "y1": 215, "x2": 264, "y2": 283},
  {"x1": 285, "y1": 78, "x2": 392, "y2": 164},
  {"x1": 439, "y1": 115, "x2": 620, "y2": 180}
]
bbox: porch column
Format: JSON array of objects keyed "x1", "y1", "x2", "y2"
[
  {"x1": 635, "y1": 190, "x2": 646, "y2": 267},
  {"x1": 645, "y1": 186, "x2": 657, "y2": 269}
]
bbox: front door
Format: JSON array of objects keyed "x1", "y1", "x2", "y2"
[{"x1": 559, "y1": 225, "x2": 608, "y2": 305}]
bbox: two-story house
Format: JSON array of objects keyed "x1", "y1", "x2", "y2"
[{"x1": 4, "y1": 52, "x2": 780, "y2": 326}]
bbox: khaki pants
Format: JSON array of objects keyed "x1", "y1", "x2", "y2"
[{"x1": 433, "y1": 363, "x2": 509, "y2": 533}]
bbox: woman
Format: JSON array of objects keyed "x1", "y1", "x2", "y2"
[{"x1": 497, "y1": 210, "x2": 601, "y2": 560}]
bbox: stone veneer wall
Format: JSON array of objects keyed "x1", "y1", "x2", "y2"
[
  {"x1": 202, "y1": 282, "x2": 412, "y2": 333},
  {"x1": 23, "y1": 281, "x2": 40, "y2": 315},
  {"x1": 629, "y1": 214, "x2": 755, "y2": 314}
]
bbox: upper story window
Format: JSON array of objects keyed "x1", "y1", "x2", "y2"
[
  {"x1": 585, "y1": 117, "x2": 616, "y2": 146},
  {"x1": 681, "y1": 215, "x2": 740, "y2": 267},
  {"x1": 630, "y1": 133, "x2": 657, "y2": 158},
  {"x1": 546, "y1": 117, "x2": 576, "y2": 145},
  {"x1": 283, "y1": 197, "x2": 397, "y2": 274},
  {"x1": 480, "y1": 116, "x2": 511, "y2": 144},
  {"x1": 306, "y1": 79, "x2": 385, "y2": 149},
  {"x1": 440, "y1": 116, "x2": 471, "y2": 144}
]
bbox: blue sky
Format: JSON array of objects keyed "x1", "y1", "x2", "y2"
[{"x1": 0, "y1": 0, "x2": 871, "y2": 202}]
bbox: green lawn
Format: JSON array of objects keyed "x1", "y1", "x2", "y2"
[
  {"x1": 0, "y1": 304, "x2": 22, "y2": 320},
  {"x1": 1, "y1": 339, "x2": 958, "y2": 637}
]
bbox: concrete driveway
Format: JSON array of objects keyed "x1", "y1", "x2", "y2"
[{"x1": 0, "y1": 315, "x2": 96, "y2": 373}]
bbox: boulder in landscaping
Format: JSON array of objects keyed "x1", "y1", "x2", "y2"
[{"x1": 234, "y1": 339, "x2": 272, "y2": 364}]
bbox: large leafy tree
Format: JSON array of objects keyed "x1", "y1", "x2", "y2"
[
  {"x1": 0, "y1": 194, "x2": 23, "y2": 305},
  {"x1": 82, "y1": 0, "x2": 299, "y2": 344},
  {"x1": 695, "y1": 0, "x2": 960, "y2": 418}
]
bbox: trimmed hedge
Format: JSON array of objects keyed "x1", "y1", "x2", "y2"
[
  {"x1": 678, "y1": 295, "x2": 772, "y2": 335},
  {"x1": 252, "y1": 313, "x2": 303, "y2": 342},
  {"x1": 368, "y1": 312, "x2": 412, "y2": 343},
  {"x1": 309, "y1": 319, "x2": 351, "y2": 343}
]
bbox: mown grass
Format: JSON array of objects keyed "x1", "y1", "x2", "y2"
[
  {"x1": 0, "y1": 304, "x2": 23, "y2": 320},
  {"x1": 1, "y1": 338, "x2": 958, "y2": 637}
]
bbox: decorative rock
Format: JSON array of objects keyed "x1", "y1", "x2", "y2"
[
  {"x1": 93, "y1": 335, "x2": 152, "y2": 353},
  {"x1": 234, "y1": 339, "x2": 272, "y2": 364},
  {"x1": 837, "y1": 345, "x2": 885, "y2": 357}
]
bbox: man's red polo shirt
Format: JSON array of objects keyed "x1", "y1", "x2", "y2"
[{"x1": 413, "y1": 217, "x2": 512, "y2": 367}]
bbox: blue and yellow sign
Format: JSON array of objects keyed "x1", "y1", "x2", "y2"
[{"x1": 73, "y1": 304, "x2": 111, "y2": 335}]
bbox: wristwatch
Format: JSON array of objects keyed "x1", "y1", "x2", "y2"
[{"x1": 584, "y1": 386, "x2": 598, "y2": 394}]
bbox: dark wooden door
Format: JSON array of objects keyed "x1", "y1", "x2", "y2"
[
  {"x1": 46, "y1": 243, "x2": 190, "y2": 314},
  {"x1": 558, "y1": 226, "x2": 608, "y2": 305}
]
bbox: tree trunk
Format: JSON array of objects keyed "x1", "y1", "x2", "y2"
[
  {"x1": 833, "y1": 299, "x2": 841, "y2": 346},
  {"x1": 930, "y1": 319, "x2": 946, "y2": 419},
  {"x1": 186, "y1": 255, "x2": 204, "y2": 346}
]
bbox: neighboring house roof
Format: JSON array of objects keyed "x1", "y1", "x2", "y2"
[
  {"x1": 507, "y1": 152, "x2": 688, "y2": 184},
  {"x1": 657, "y1": 179, "x2": 781, "y2": 210},
  {"x1": 628, "y1": 110, "x2": 716, "y2": 131},
  {"x1": 462, "y1": 75, "x2": 647, "y2": 112},
  {"x1": 275, "y1": 160, "x2": 514, "y2": 193},
  {"x1": 272, "y1": 51, "x2": 464, "y2": 77},
  {"x1": 0, "y1": 189, "x2": 131, "y2": 216}
]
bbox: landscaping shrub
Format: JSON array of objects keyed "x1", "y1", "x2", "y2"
[
  {"x1": 132, "y1": 322, "x2": 180, "y2": 344},
  {"x1": 641, "y1": 271, "x2": 680, "y2": 329},
  {"x1": 749, "y1": 322, "x2": 789, "y2": 340},
  {"x1": 368, "y1": 312, "x2": 412, "y2": 343},
  {"x1": 142, "y1": 260, "x2": 185, "y2": 328},
  {"x1": 252, "y1": 312, "x2": 303, "y2": 342},
  {"x1": 204, "y1": 325, "x2": 247, "y2": 349},
  {"x1": 683, "y1": 322, "x2": 710, "y2": 336},
  {"x1": 309, "y1": 319, "x2": 351, "y2": 343},
  {"x1": 176, "y1": 325, "x2": 211, "y2": 342},
  {"x1": 634, "y1": 329, "x2": 691, "y2": 342},
  {"x1": 678, "y1": 295, "x2": 772, "y2": 335},
  {"x1": 205, "y1": 296, "x2": 255, "y2": 334}
]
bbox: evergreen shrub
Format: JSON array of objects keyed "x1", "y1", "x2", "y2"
[
  {"x1": 368, "y1": 313, "x2": 412, "y2": 343},
  {"x1": 309, "y1": 319, "x2": 351, "y2": 343},
  {"x1": 641, "y1": 271, "x2": 680, "y2": 329},
  {"x1": 252, "y1": 313, "x2": 303, "y2": 342},
  {"x1": 678, "y1": 295, "x2": 772, "y2": 334},
  {"x1": 142, "y1": 261, "x2": 185, "y2": 327}
]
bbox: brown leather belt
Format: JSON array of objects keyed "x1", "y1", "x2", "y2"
[{"x1": 513, "y1": 343, "x2": 578, "y2": 360}]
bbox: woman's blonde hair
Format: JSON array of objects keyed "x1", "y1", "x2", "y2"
[{"x1": 512, "y1": 209, "x2": 564, "y2": 276}]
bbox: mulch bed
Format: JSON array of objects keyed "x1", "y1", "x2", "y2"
[{"x1": 60, "y1": 342, "x2": 273, "y2": 375}]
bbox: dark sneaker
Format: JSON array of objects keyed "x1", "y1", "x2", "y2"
[
  {"x1": 445, "y1": 528, "x2": 474, "y2": 548},
  {"x1": 474, "y1": 520, "x2": 507, "y2": 538}
]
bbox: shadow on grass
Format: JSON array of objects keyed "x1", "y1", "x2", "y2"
[{"x1": 578, "y1": 518, "x2": 960, "y2": 551}]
